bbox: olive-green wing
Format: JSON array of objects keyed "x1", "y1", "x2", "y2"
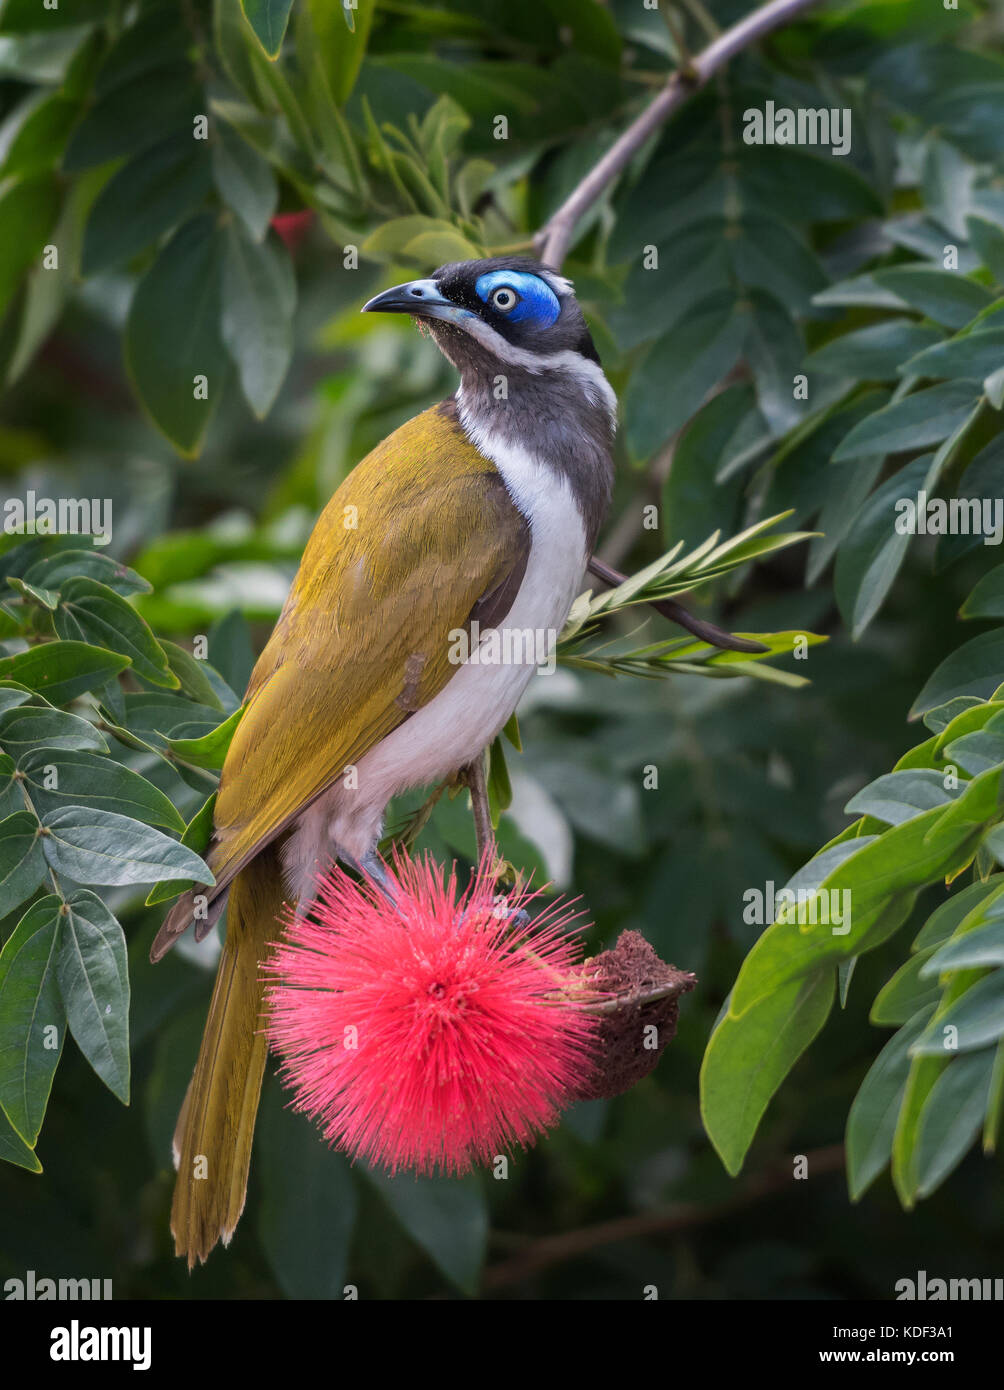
[{"x1": 151, "y1": 405, "x2": 528, "y2": 959}]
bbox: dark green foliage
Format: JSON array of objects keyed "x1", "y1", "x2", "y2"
[{"x1": 0, "y1": 0, "x2": 1002, "y2": 1301}]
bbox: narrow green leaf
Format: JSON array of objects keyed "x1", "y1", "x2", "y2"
[
  {"x1": 124, "y1": 214, "x2": 227, "y2": 456},
  {"x1": 167, "y1": 704, "x2": 244, "y2": 770},
  {"x1": 846, "y1": 1007, "x2": 934, "y2": 1200},
  {"x1": 55, "y1": 890, "x2": 130, "y2": 1104},
  {"x1": 0, "y1": 1103, "x2": 41, "y2": 1171},
  {"x1": 145, "y1": 793, "x2": 216, "y2": 906},
  {"x1": 960, "y1": 566, "x2": 1004, "y2": 620},
  {"x1": 80, "y1": 133, "x2": 212, "y2": 275},
  {"x1": 159, "y1": 641, "x2": 225, "y2": 712},
  {"x1": 0, "y1": 704, "x2": 107, "y2": 753},
  {"x1": 875, "y1": 267, "x2": 994, "y2": 329},
  {"x1": 700, "y1": 970, "x2": 835, "y2": 1175},
  {"x1": 0, "y1": 895, "x2": 64, "y2": 1144},
  {"x1": 18, "y1": 749, "x2": 185, "y2": 833},
  {"x1": 871, "y1": 953, "x2": 941, "y2": 1025},
  {"x1": 0, "y1": 642, "x2": 130, "y2": 705},
  {"x1": 910, "y1": 971, "x2": 1004, "y2": 1055},
  {"x1": 41, "y1": 807, "x2": 214, "y2": 887},
  {"x1": 921, "y1": 920, "x2": 1004, "y2": 974},
  {"x1": 833, "y1": 381, "x2": 981, "y2": 461},
  {"x1": 915, "y1": 1048, "x2": 995, "y2": 1196},
  {"x1": 211, "y1": 117, "x2": 277, "y2": 241},
  {"x1": 54, "y1": 578, "x2": 177, "y2": 689},
  {"x1": 221, "y1": 223, "x2": 294, "y2": 418},
  {"x1": 240, "y1": 0, "x2": 295, "y2": 58},
  {"x1": 912, "y1": 627, "x2": 1004, "y2": 717},
  {"x1": 844, "y1": 769, "x2": 956, "y2": 827}
]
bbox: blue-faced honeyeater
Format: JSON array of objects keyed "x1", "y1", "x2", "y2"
[{"x1": 150, "y1": 256, "x2": 617, "y2": 1266}]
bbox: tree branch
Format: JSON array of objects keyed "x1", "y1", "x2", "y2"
[
  {"x1": 587, "y1": 556, "x2": 768, "y2": 654},
  {"x1": 534, "y1": 0, "x2": 822, "y2": 268},
  {"x1": 481, "y1": 1143, "x2": 845, "y2": 1291},
  {"x1": 463, "y1": 753, "x2": 495, "y2": 862}
]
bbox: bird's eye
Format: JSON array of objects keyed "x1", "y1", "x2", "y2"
[{"x1": 491, "y1": 287, "x2": 518, "y2": 312}]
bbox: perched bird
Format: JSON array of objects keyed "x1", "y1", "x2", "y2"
[{"x1": 150, "y1": 255, "x2": 617, "y2": 1266}]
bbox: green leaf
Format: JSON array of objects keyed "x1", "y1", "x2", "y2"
[
  {"x1": 0, "y1": 751, "x2": 19, "y2": 818},
  {"x1": 961, "y1": 566, "x2": 1004, "y2": 620},
  {"x1": 807, "y1": 319, "x2": 943, "y2": 379},
  {"x1": 910, "y1": 971, "x2": 1004, "y2": 1055},
  {"x1": 55, "y1": 889, "x2": 130, "y2": 1103},
  {"x1": 912, "y1": 628, "x2": 1004, "y2": 717},
  {"x1": 167, "y1": 704, "x2": 244, "y2": 770},
  {"x1": 832, "y1": 381, "x2": 982, "y2": 461},
  {"x1": 845, "y1": 768, "x2": 956, "y2": 827},
  {"x1": 486, "y1": 737, "x2": 511, "y2": 827},
  {"x1": 257, "y1": 1080, "x2": 358, "y2": 1298},
  {"x1": 221, "y1": 224, "x2": 294, "y2": 418},
  {"x1": 834, "y1": 455, "x2": 930, "y2": 637},
  {"x1": 159, "y1": 641, "x2": 225, "y2": 712},
  {"x1": 40, "y1": 807, "x2": 214, "y2": 887},
  {"x1": 730, "y1": 786, "x2": 994, "y2": 1016},
  {"x1": 914, "y1": 876, "x2": 1004, "y2": 951},
  {"x1": 7, "y1": 575, "x2": 58, "y2": 609},
  {"x1": 944, "y1": 728, "x2": 1004, "y2": 776},
  {"x1": 0, "y1": 895, "x2": 64, "y2": 1144},
  {"x1": 80, "y1": 134, "x2": 213, "y2": 275},
  {"x1": 18, "y1": 749, "x2": 185, "y2": 833},
  {"x1": 144, "y1": 793, "x2": 216, "y2": 905},
  {"x1": 208, "y1": 607, "x2": 255, "y2": 694},
  {"x1": 240, "y1": 0, "x2": 295, "y2": 58},
  {"x1": 211, "y1": 117, "x2": 277, "y2": 241},
  {"x1": 661, "y1": 385, "x2": 750, "y2": 550},
  {"x1": 922, "y1": 919, "x2": 1004, "y2": 974},
  {"x1": 874, "y1": 267, "x2": 994, "y2": 329},
  {"x1": 366, "y1": 1168, "x2": 488, "y2": 1295},
  {"x1": 0, "y1": 642, "x2": 129, "y2": 706},
  {"x1": 0, "y1": 686, "x2": 32, "y2": 717},
  {"x1": 846, "y1": 1007, "x2": 934, "y2": 1200},
  {"x1": 0, "y1": 704, "x2": 107, "y2": 753},
  {"x1": 914, "y1": 1048, "x2": 996, "y2": 1196},
  {"x1": 63, "y1": 62, "x2": 199, "y2": 171},
  {"x1": 306, "y1": 0, "x2": 374, "y2": 106},
  {"x1": 0, "y1": 174, "x2": 59, "y2": 319},
  {"x1": 901, "y1": 327, "x2": 1004, "y2": 383},
  {"x1": 700, "y1": 970, "x2": 836, "y2": 1175},
  {"x1": 0, "y1": 91, "x2": 78, "y2": 179},
  {"x1": 871, "y1": 953, "x2": 940, "y2": 1025},
  {"x1": 0, "y1": 1102, "x2": 41, "y2": 1171},
  {"x1": 55, "y1": 578, "x2": 177, "y2": 689},
  {"x1": 813, "y1": 273, "x2": 910, "y2": 311},
  {"x1": 967, "y1": 216, "x2": 1004, "y2": 283},
  {"x1": 625, "y1": 291, "x2": 746, "y2": 459},
  {"x1": 23, "y1": 549, "x2": 151, "y2": 597},
  {"x1": 924, "y1": 696, "x2": 988, "y2": 737},
  {"x1": 124, "y1": 214, "x2": 227, "y2": 456}
]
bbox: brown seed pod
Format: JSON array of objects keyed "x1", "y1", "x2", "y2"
[{"x1": 567, "y1": 931, "x2": 697, "y2": 1100}]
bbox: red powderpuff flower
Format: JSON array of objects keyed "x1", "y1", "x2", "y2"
[{"x1": 263, "y1": 853, "x2": 598, "y2": 1175}]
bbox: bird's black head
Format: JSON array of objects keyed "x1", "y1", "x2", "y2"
[{"x1": 361, "y1": 255, "x2": 600, "y2": 367}]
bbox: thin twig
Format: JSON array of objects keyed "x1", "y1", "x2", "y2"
[
  {"x1": 535, "y1": 0, "x2": 822, "y2": 267},
  {"x1": 464, "y1": 753, "x2": 494, "y2": 862},
  {"x1": 587, "y1": 556, "x2": 768, "y2": 654},
  {"x1": 481, "y1": 1143, "x2": 845, "y2": 1291}
]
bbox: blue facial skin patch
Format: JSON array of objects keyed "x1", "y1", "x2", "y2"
[{"x1": 474, "y1": 270, "x2": 561, "y2": 327}]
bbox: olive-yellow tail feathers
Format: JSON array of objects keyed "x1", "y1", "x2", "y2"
[{"x1": 169, "y1": 846, "x2": 285, "y2": 1268}]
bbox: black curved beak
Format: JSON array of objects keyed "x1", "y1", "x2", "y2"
[{"x1": 361, "y1": 278, "x2": 456, "y2": 318}]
